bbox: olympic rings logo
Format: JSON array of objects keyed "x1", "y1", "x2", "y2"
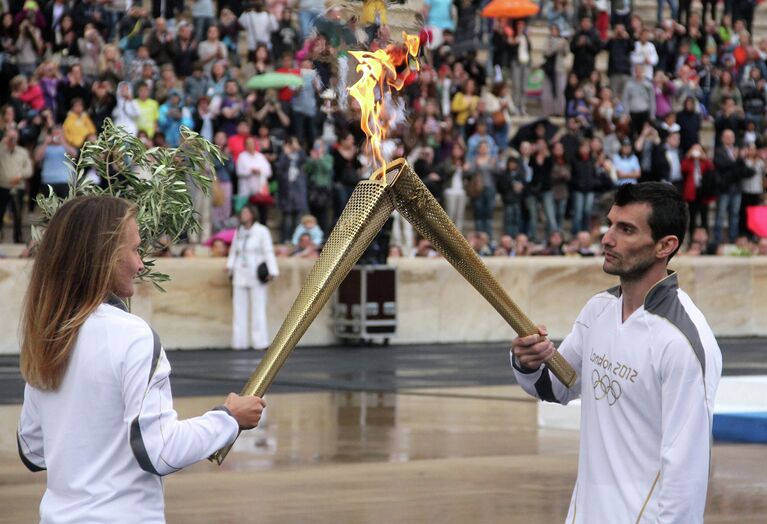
[{"x1": 592, "y1": 369, "x2": 622, "y2": 405}]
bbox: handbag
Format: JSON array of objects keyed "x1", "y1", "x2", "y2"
[
  {"x1": 249, "y1": 184, "x2": 275, "y2": 206},
  {"x1": 257, "y1": 262, "x2": 270, "y2": 283},
  {"x1": 466, "y1": 170, "x2": 485, "y2": 199},
  {"x1": 308, "y1": 186, "x2": 331, "y2": 209},
  {"x1": 542, "y1": 53, "x2": 557, "y2": 78},
  {"x1": 700, "y1": 167, "x2": 718, "y2": 198},
  {"x1": 212, "y1": 181, "x2": 225, "y2": 208},
  {"x1": 491, "y1": 109, "x2": 507, "y2": 127}
]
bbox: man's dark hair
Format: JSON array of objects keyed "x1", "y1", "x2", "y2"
[{"x1": 613, "y1": 182, "x2": 688, "y2": 260}]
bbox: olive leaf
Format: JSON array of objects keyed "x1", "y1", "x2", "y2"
[{"x1": 33, "y1": 119, "x2": 223, "y2": 292}]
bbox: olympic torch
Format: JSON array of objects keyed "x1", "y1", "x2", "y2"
[
  {"x1": 210, "y1": 33, "x2": 576, "y2": 466},
  {"x1": 210, "y1": 159, "x2": 577, "y2": 465}
]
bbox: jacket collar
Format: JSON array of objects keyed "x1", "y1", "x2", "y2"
[
  {"x1": 604, "y1": 270, "x2": 678, "y2": 309},
  {"x1": 105, "y1": 294, "x2": 128, "y2": 312},
  {"x1": 644, "y1": 270, "x2": 678, "y2": 311}
]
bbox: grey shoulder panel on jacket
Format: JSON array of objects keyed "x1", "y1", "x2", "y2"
[{"x1": 645, "y1": 274, "x2": 706, "y2": 376}]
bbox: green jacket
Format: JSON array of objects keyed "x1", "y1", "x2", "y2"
[{"x1": 305, "y1": 154, "x2": 334, "y2": 189}]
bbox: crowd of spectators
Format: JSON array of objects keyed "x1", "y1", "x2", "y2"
[{"x1": 1, "y1": 0, "x2": 767, "y2": 260}]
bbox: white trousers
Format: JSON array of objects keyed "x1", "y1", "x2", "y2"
[
  {"x1": 238, "y1": 175, "x2": 261, "y2": 197},
  {"x1": 390, "y1": 210, "x2": 414, "y2": 257},
  {"x1": 232, "y1": 284, "x2": 269, "y2": 350},
  {"x1": 444, "y1": 189, "x2": 467, "y2": 233}
]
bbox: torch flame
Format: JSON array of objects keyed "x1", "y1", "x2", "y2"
[{"x1": 349, "y1": 33, "x2": 420, "y2": 183}]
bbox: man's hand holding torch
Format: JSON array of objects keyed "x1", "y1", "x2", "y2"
[{"x1": 512, "y1": 326, "x2": 557, "y2": 371}]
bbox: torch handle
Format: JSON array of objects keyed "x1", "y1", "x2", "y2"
[
  {"x1": 545, "y1": 353, "x2": 577, "y2": 386},
  {"x1": 495, "y1": 299, "x2": 578, "y2": 388},
  {"x1": 209, "y1": 376, "x2": 268, "y2": 464}
]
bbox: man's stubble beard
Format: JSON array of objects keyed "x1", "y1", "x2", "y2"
[{"x1": 603, "y1": 254, "x2": 656, "y2": 283}]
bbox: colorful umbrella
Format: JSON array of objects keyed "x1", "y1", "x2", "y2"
[
  {"x1": 510, "y1": 117, "x2": 558, "y2": 148},
  {"x1": 481, "y1": 0, "x2": 540, "y2": 18},
  {"x1": 246, "y1": 72, "x2": 304, "y2": 90},
  {"x1": 203, "y1": 227, "x2": 237, "y2": 246},
  {"x1": 747, "y1": 206, "x2": 767, "y2": 238}
]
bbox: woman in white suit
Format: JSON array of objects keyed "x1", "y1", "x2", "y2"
[{"x1": 227, "y1": 203, "x2": 279, "y2": 350}]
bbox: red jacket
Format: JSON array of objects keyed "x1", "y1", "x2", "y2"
[
  {"x1": 681, "y1": 156, "x2": 716, "y2": 204},
  {"x1": 276, "y1": 67, "x2": 300, "y2": 102},
  {"x1": 19, "y1": 83, "x2": 45, "y2": 111}
]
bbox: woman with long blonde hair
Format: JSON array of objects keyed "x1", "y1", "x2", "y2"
[
  {"x1": 98, "y1": 43, "x2": 124, "y2": 84},
  {"x1": 18, "y1": 195, "x2": 266, "y2": 523}
]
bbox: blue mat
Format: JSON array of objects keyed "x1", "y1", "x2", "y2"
[{"x1": 713, "y1": 412, "x2": 767, "y2": 443}]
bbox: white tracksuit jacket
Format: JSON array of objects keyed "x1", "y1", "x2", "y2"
[
  {"x1": 17, "y1": 299, "x2": 239, "y2": 523},
  {"x1": 512, "y1": 272, "x2": 722, "y2": 523}
]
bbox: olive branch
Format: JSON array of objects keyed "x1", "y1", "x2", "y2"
[{"x1": 34, "y1": 119, "x2": 224, "y2": 291}]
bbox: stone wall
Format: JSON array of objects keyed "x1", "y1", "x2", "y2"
[{"x1": 1, "y1": 257, "x2": 765, "y2": 354}]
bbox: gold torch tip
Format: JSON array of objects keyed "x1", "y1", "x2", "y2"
[{"x1": 369, "y1": 158, "x2": 409, "y2": 186}]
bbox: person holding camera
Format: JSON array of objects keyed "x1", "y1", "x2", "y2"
[
  {"x1": 623, "y1": 65, "x2": 656, "y2": 138},
  {"x1": 304, "y1": 138, "x2": 333, "y2": 234},
  {"x1": 56, "y1": 64, "x2": 92, "y2": 123},
  {"x1": 681, "y1": 144, "x2": 716, "y2": 239},
  {"x1": 112, "y1": 81, "x2": 141, "y2": 136},
  {"x1": 62, "y1": 98, "x2": 97, "y2": 148},
  {"x1": 291, "y1": 58, "x2": 320, "y2": 147},
  {"x1": 236, "y1": 135, "x2": 272, "y2": 223},
  {"x1": 605, "y1": 24, "x2": 632, "y2": 100},
  {"x1": 253, "y1": 90, "x2": 290, "y2": 134},
  {"x1": 145, "y1": 17, "x2": 176, "y2": 67},
  {"x1": 496, "y1": 153, "x2": 525, "y2": 238},
  {"x1": 77, "y1": 24, "x2": 106, "y2": 79},
  {"x1": 0, "y1": 129, "x2": 33, "y2": 243},
  {"x1": 275, "y1": 136, "x2": 308, "y2": 243},
  {"x1": 412, "y1": 145, "x2": 445, "y2": 206},
  {"x1": 34, "y1": 126, "x2": 77, "y2": 198},
  {"x1": 198, "y1": 25, "x2": 228, "y2": 76},
  {"x1": 16, "y1": 12, "x2": 45, "y2": 76},
  {"x1": 239, "y1": 1, "x2": 278, "y2": 62},
  {"x1": 713, "y1": 129, "x2": 745, "y2": 245},
  {"x1": 157, "y1": 91, "x2": 194, "y2": 147}
]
